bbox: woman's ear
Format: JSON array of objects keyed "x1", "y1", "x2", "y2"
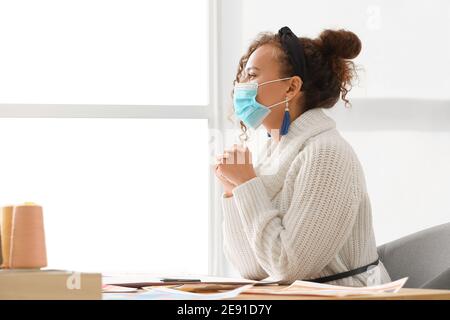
[{"x1": 286, "y1": 76, "x2": 302, "y2": 100}]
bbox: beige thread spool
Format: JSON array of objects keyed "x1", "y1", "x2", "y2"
[
  {"x1": 9, "y1": 202, "x2": 47, "y2": 269},
  {"x1": 1, "y1": 205, "x2": 14, "y2": 268}
]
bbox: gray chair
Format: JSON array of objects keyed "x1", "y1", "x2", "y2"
[{"x1": 377, "y1": 222, "x2": 450, "y2": 289}]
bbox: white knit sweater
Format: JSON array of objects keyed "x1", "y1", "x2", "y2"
[{"x1": 222, "y1": 108, "x2": 392, "y2": 286}]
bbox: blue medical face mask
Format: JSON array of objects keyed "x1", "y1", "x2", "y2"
[{"x1": 233, "y1": 77, "x2": 293, "y2": 129}]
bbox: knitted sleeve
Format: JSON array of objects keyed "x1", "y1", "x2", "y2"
[
  {"x1": 230, "y1": 138, "x2": 361, "y2": 283},
  {"x1": 221, "y1": 193, "x2": 269, "y2": 280}
]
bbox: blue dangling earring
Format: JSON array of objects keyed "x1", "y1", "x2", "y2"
[
  {"x1": 267, "y1": 98, "x2": 290, "y2": 138},
  {"x1": 280, "y1": 98, "x2": 290, "y2": 136}
]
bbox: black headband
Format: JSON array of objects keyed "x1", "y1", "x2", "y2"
[{"x1": 278, "y1": 26, "x2": 307, "y2": 83}]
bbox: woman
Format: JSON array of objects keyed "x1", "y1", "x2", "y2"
[{"x1": 214, "y1": 26, "x2": 392, "y2": 286}]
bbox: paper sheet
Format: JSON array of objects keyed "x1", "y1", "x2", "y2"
[
  {"x1": 104, "y1": 284, "x2": 255, "y2": 300},
  {"x1": 244, "y1": 277, "x2": 409, "y2": 297}
]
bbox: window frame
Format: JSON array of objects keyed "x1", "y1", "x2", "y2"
[{"x1": 0, "y1": 0, "x2": 224, "y2": 276}]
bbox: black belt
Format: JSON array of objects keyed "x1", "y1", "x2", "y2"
[{"x1": 303, "y1": 258, "x2": 380, "y2": 284}]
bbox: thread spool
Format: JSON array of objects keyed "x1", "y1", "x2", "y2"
[
  {"x1": 9, "y1": 203, "x2": 47, "y2": 269},
  {"x1": 0, "y1": 222, "x2": 2, "y2": 266},
  {"x1": 1, "y1": 205, "x2": 14, "y2": 268}
]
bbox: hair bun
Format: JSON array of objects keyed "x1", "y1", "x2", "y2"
[{"x1": 319, "y1": 29, "x2": 361, "y2": 60}]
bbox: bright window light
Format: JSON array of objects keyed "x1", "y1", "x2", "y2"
[
  {"x1": 0, "y1": 118, "x2": 209, "y2": 274},
  {"x1": 0, "y1": 0, "x2": 209, "y2": 105}
]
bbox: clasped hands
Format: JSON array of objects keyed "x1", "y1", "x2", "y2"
[{"x1": 214, "y1": 144, "x2": 257, "y2": 197}]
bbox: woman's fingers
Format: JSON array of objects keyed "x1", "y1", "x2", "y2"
[
  {"x1": 223, "y1": 148, "x2": 251, "y2": 164},
  {"x1": 215, "y1": 144, "x2": 251, "y2": 166},
  {"x1": 215, "y1": 164, "x2": 225, "y2": 179},
  {"x1": 215, "y1": 153, "x2": 231, "y2": 166},
  {"x1": 215, "y1": 164, "x2": 235, "y2": 184}
]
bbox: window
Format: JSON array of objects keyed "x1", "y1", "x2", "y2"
[
  {"x1": 0, "y1": 0, "x2": 209, "y2": 105},
  {"x1": 0, "y1": 0, "x2": 212, "y2": 274}
]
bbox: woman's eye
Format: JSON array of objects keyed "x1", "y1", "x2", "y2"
[{"x1": 248, "y1": 74, "x2": 256, "y2": 78}]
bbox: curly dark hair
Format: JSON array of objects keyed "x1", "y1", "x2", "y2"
[{"x1": 229, "y1": 28, "x2": 362, "y2": 142}]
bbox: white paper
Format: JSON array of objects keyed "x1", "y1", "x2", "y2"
[
  {"x1": 105, "y1": 284, "x2": 255, "y2": 300},
  {"x1": 244, "y1": 277, "x2": 409, "y2": 297}
]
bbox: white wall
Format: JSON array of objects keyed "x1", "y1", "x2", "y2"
[
  {"x1": 326, "y1": 99, "x2": 450, "y2": 244},
  {"x1": 241, "y1": 0, "x2": 450, "y2": 99}
]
